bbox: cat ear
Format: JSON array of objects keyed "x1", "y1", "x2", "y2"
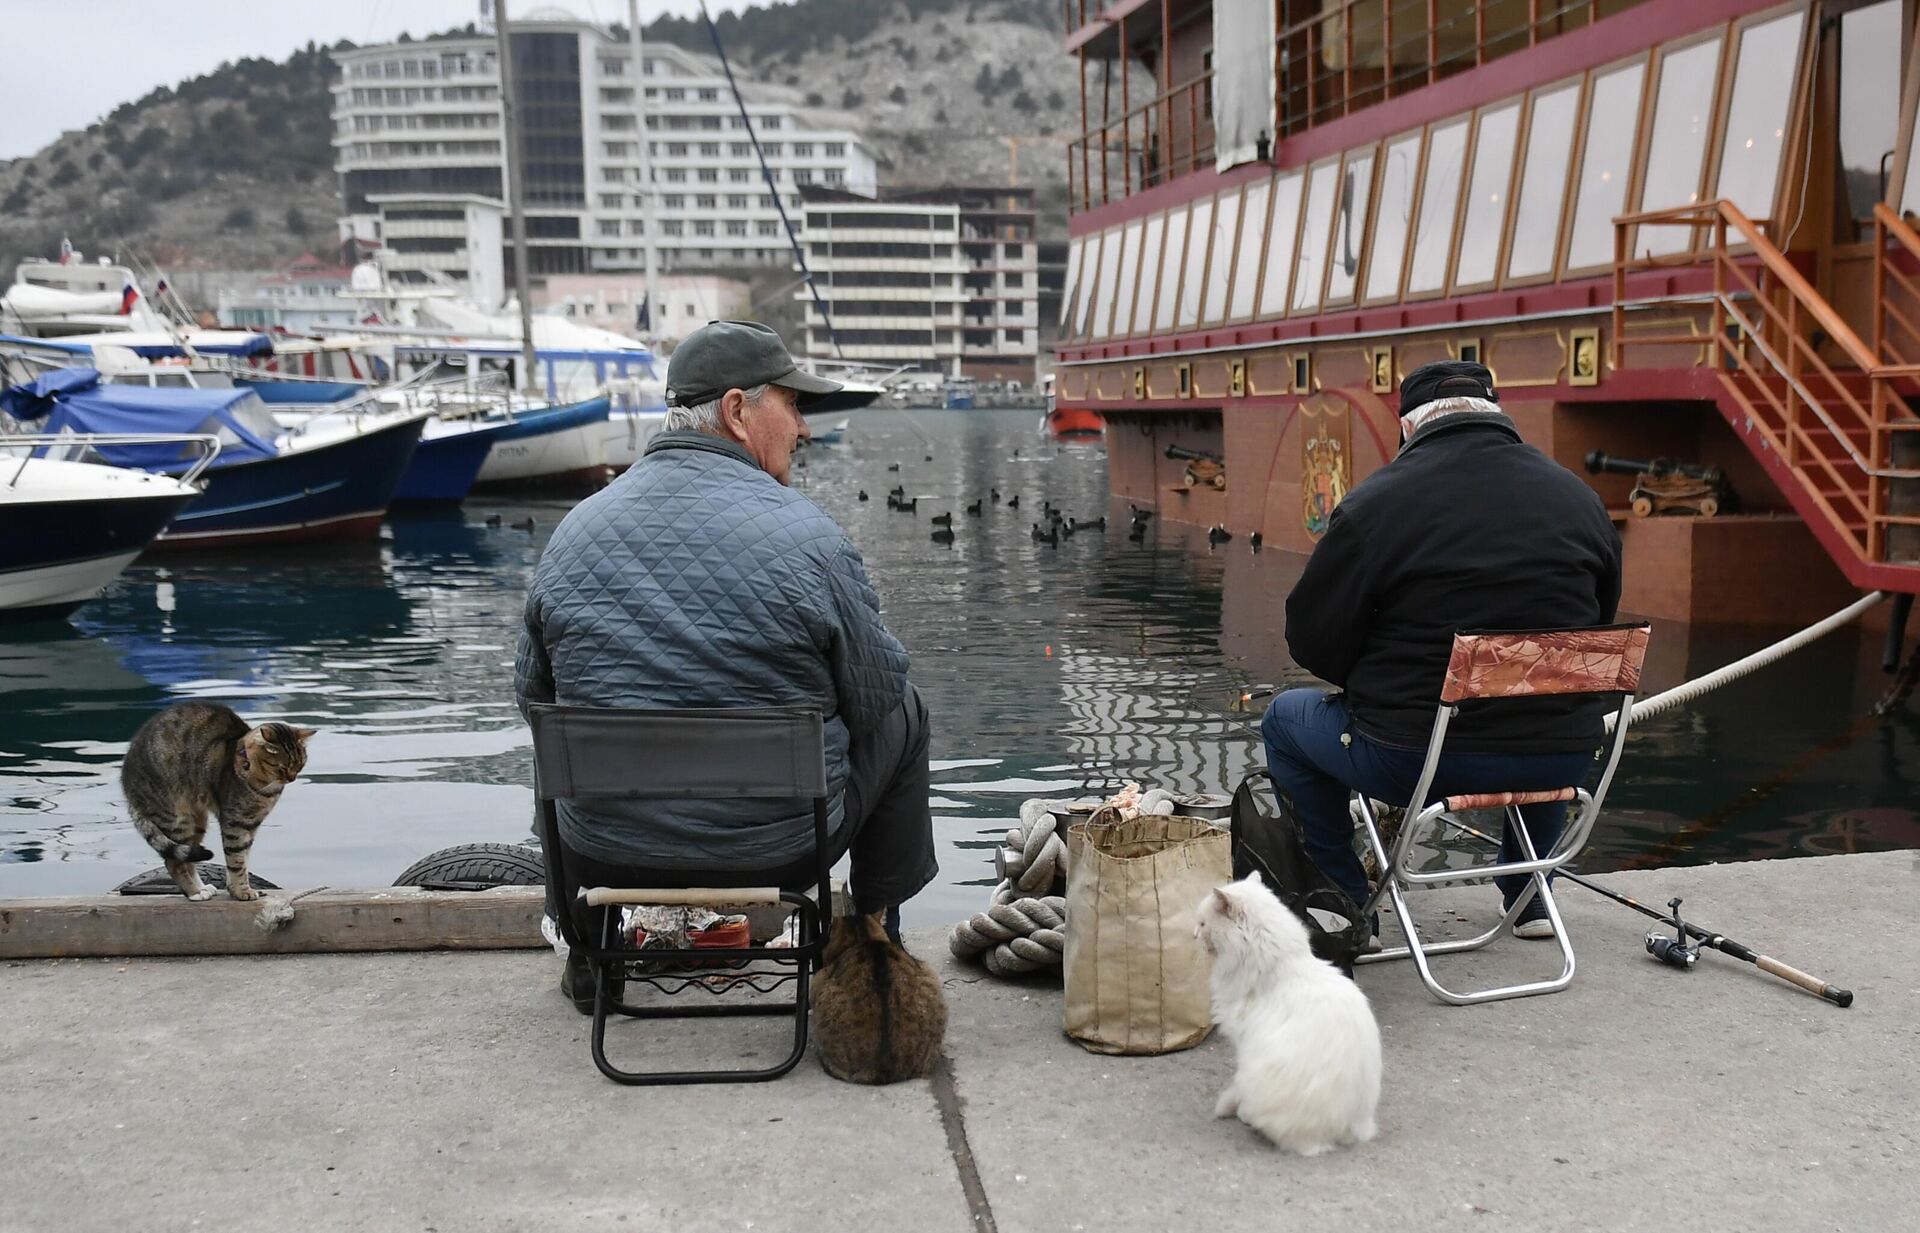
[
  {"x1": 293, "y1": 728, "x2": 316, "y2": 744},
  {"x1": 1209, "y1": 886, "x2": 1238, "y2": 919}
]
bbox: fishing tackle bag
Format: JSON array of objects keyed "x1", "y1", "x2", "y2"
[{"x1": 1228, "y1": 772, "x2": 1371, "y2": 975}]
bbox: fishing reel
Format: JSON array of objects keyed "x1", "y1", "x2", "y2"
[{"x1": 1645, "y1": 897, "x2": 1700, "y2": 970}]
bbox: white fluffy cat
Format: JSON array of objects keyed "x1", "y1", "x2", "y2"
[{"x1": 1195, "y1": 873, "x2": 1382, "y2": 1155}]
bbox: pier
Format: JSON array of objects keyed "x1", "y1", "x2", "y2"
[{"x1": 4, "y1": 850, "x2": 1911, "y2": 1232}]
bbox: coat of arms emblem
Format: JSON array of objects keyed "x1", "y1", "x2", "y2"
[{"x1": 1301, "y1": 401, "x2": 1351, "y2": 540}]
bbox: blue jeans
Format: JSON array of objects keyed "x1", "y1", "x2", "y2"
[{"x1": 1261, "y1": 689, "x2": 1595, "y2": 912}]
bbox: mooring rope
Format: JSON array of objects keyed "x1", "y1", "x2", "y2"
[
  {"x1": 1607, "y1": 591, "x2": 1887, "y2": 731},
  {"x1": 948, "y1": 799, "x2": 1071, "y2": 977}
]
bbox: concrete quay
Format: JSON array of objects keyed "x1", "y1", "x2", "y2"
[{"x1": 2, "y1": 850, "x2": 1913, "y2": 1233}]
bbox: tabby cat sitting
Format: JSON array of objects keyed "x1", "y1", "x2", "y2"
[
  {"x1": 122, "y1": 701, "x2": 312, "y2": 902},
  {"x1": 811, "y1": 912, "x2": 948, "y2": 1084}
]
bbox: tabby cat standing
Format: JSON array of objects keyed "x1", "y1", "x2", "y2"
[{"x1": 122, "y1": 702, "x2": 311, "y2": 901}]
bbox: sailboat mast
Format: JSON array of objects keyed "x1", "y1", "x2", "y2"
[
  {"x1": 494, "y1": 0, "x2": 541, "y2": 395},
  {"x1": 628, "y1": 0, "x2": 660, "y2": 345}
]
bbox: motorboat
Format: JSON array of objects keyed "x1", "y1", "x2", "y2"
[
  {"x1": 0, "y1": 432, "x2": 214, "y2": 620},
  {"x1": 1, "y1": 367, "x2": 427, "y2": 547}
]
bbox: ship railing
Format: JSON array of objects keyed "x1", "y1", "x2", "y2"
[
  {"x1": 1612, "y1": 200, "x2": 1920, "y2": 567},
  {"x1": 1068, "y1": 67, "x2": 1214, "y2": 213},
  {"x1": 1, "y1": 432, "x2": 223, "y2": 489},
  {"x1": 1872, "y1": 203, "x2": 1920, "y2": 369}
]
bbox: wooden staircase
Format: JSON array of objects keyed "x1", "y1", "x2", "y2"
[{"x1": 1613, "y1": 201, "x2": 1920, "y2": 594}]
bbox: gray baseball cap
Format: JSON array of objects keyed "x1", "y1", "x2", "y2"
[{"x1": 665, "y1": 320, "x2": 842, "y2": 407}]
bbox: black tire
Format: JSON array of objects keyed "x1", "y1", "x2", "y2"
[
  {"x1": 392, "y1": 842, "x2": 545, "y2": 891},
  {"x1": 115, "y1": 866, "x2": 282, "y2": 896}
]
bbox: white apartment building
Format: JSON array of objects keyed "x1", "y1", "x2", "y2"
[
  {"x1": 535, "y1": 272, "x2": 750, "y2": 344},
  {"x1": 330, "y1": 7, "x2": 877, "y2": 297},
  {"x1": 799, "y1": 195, "x2": 968, "y2": 375},
  {"x1": 800, "y1": 186, "x2": 1040, "y2": 381}
]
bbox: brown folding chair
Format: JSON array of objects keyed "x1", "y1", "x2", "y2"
[
  {"x1": 1354, "y1": 623, "x2": 1652, "y2": 1005},
  {"x1": 528, "y1": 703, "x2": 832, "y2": 1084}
]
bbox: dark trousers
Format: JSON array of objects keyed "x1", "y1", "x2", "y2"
[
  {"x1": 1261, "y1": 689, "x2": 1594, "y2": 911},
  {"x1": 542, "y1": 684, "x2": 938, "y2": 928}
]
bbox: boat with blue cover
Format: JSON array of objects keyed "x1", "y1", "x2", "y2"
[{"x1": 0, "y1": 367, "x2": 426, "y2": 547}]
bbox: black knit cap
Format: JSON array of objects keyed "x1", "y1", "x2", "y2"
[{"x1": 1399, "y1": 359, "x2": 1498, "y2": 416}]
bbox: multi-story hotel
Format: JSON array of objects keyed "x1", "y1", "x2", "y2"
[
  {"x1": 1053, "y1": 0, "x2": 1920, "y2": 623},
  {"x1": 799, "y1": 185, "x2": 1042, "y2": 380},
  {"x1": 330, "y1": 8, "x2": 878, "y2": 282}
]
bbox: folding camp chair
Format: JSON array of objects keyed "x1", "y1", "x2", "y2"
[
  {"x1": 1354, "y1": 623, "x2": 1651, "y2": 1005},
  {"x1": 528, "y1": 703, "x2": 832, "y2": 1085}
]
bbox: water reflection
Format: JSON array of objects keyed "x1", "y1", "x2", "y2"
[{"x1": 0, "y1": 408, "x2": 1914, "y2": 924}]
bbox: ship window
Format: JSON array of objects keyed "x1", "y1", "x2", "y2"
[
  {"x1": 1408, "y1": 117, "x2": 1468, "y2": 296},
  {"x1": 1366, "y1": 131, "x2": 1423, "y2": 303},
  {"x1": 1507, "y1": 80, "x2": 1582, "y2": 282},
  {"x1": 1292, "y1": 158, "x2": 1340, "y2": 314},
  {"x1": 1137, "y1": 212, "x2": 1167, "y2": 334},
  {"x1": 1566, "y1": 58, "x2": 1647, "y2": 272},
  {"x1": 1155, "y1": 204, "x2": 1190, "y2": 332},
  {"x1": 1326, "y1": 148, "x2": 1374, "y2": 306},
  {"x1": 1456, "y1": 101, "x2": 1520, "y2": 290},
  {"x1": 1635, "y1": 35, "x2": 1722, "y2": 257},
  {"x1": 1071, "y1": 232, "x2": 1100, "y2": 338},
  {"x1": 1837, "y1": 1, "x2": 1903, "y2": 236},
  {"x1": 1257, "y1": 170, "x2": 1303, "y2": 318},
  {"x1": 1091, "y1": 225, "x2": 1125, "y2": 340},
  {"x1": 1202, "y1": 188, "x2": 1243, "y2": 325},
  {"x1": 1178, "y1": 197, "x2": 1214, "y2": 329},
  {"x1": 1715, "y1": 9, "x2": 1806, "y2": 226},
  {"x1": 1230, "y1": 176, "x2": 1271, "y2": 321},
  {"x1": 1110, "y1": 219, "x2": 1143, "y2": 337}
]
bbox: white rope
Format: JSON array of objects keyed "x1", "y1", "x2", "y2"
[
  {"x1": 1608, "y1": 592, "x2": 1886, "y2": 732},
  {"x1": 949, "y1": 798, "x2": 1078, "y2": 977}
]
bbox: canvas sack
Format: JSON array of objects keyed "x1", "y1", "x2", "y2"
[{"x1": 1063, "y1": 812, "x2": 1231, "y2": 1055}]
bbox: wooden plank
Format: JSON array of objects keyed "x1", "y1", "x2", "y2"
[{"x1": 0, "y1": 887, "x2": 549, "y2": 959}]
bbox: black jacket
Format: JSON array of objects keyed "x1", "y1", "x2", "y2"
[{"x1": 1285, "y1": 408, "x2": 1623, "y2": 753}]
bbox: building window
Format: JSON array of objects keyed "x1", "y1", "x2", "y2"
[
  {"x1": 699, "y1": 88, "x2": 719, "y2": 102},
  {"x1": 662, "y1": 220, "x2": 683, "y2": 236},
  {"x1": 730, "y1": 168, "x2": 752, "y2": 183},
  {"x1": 726, "y1": 220, "x2": 747, "y2": 236},
  {"x1": 694, "y1": 220, "x2": 714, "y2": 236},
  {"x1": 825, "y1": 142, "x2": 846, "y2": 157},
  {"x1": 598, "y1": 220, "x2": 620, "y2": 237},
  {"x1": 731, "y1": 142, "x2": 751, "y2": 157},
  {"x1": 763, "y1": 143, "x2": 783, "y2": 157},
  {"x1": 664, "y1": 168, "x2": 686, "y2": 183},
  {"x1": 665, "y1": 87, "x2": 685, "y2": 101},
  {"x1": 696, "y1": 193, "x2": 717, "y2": 208},
  {"x1": 824, "y1": 169, "x2": 844, "y2": 186},
  {"x1": 599, "y1": 58, "x2": 624, "y2": 76},
  {"x1": 667, "y1": 142, "x2": 688, "y2": 156},
  {"x1": 629, "y1": 219, "x2": 646, "y2": 236},
  {"x1": 700, "y1": 142, "x2": 721, "y2": 156},
  {"x1": 793, "y1": 142, "x2": 814, "y2": 157},
  {"x1": 758, "y1": 220, "x2": 780, "y2": 235},
  {"x1": 604, "y1": 167, "x2": 627, "y2": 182},
  {"x1": 727, "y1": 194, "x2": 748, "y2": 208},
  {"x1": 761, "y1": 116, "x2": 780, "y2": 130},
  {"x1": 599, "y1": 193, "x2": 625, "y2": 208},
  {"x1": 698, "y1": 168, "x2": 719, "y2": 182}
]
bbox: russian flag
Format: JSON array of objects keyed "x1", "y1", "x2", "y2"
[{"x1": 119, "y1": 282, "x2": 139, "y2": 315}]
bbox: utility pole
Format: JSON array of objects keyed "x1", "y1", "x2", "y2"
[
  {"x1": 628, "y1": 0, "x2": 660, "y2": 346},
  {"x1": 494, "y1": 0, "x2": 541, "y2": 396}
]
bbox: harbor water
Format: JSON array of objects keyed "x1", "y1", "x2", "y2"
[{"x1": 2, "y1": 408, "x2": 1915, "y2": 927}]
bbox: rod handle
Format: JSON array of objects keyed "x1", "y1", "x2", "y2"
[{"x1": 1756, "y1": 955, "x2": 1854, "y2": 1007}]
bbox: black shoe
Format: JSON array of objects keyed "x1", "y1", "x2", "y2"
[
  {"x1": 561, "y1": 952, "x2": 623, "y2": 1015},
  {"x1": 1508, "y1": 894, "x2": 1556, "y2": 940}
]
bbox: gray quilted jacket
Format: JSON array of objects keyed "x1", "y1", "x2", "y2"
[{"x1": 514, "y1": 430, "x2": 909, "y2": 869}]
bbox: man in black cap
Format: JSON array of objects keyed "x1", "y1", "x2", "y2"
[
  {"x1": 1263, "y1": 360, "x2": 1622, "y2": 941},
  {"x1": 516, "y1": 321, "x2": 936, "y2": 1009}
]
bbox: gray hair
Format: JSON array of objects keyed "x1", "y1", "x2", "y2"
[{"x1": 663, "y1": 382, "x2": 771, "y2": 432}]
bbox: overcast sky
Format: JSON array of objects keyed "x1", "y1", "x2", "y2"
[{"x1": 0, "y1": 0, "x2": 769, "y2": 159}]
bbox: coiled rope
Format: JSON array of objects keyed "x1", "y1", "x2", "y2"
[{"x1": 950, "y1": 789, "x2": 1185, "y2": 978}]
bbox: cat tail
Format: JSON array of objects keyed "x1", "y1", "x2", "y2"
[{"x1": 131, "y1": 812, "x2": 213, "y2": 864}]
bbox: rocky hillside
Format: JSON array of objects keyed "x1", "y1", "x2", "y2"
[{"x1": 0, "y1": 1, "x2": 1087, "y2": 280}]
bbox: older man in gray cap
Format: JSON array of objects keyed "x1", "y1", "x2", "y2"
[
  {"x1": 1264, "y1": 360, "x2": 1621, "y2": 943},
  {"x1": 515, "y1": 321, "x2": 935, "y2": 1010}
]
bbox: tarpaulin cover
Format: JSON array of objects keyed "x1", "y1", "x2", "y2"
[
  {"x1": 0, "y1": 329, "x2": 274, "y2": 358},
  {"x1": 0, "y1": 366, "x2": 279, "y2": 469},
  {"x1": 236, "y1": 378, "x2": 367, "y2": 405}
]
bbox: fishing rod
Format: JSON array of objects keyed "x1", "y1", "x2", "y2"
[
  {"x1": 1418, "y1": 812, "x2": 1853, "y2": 1009},
  {"x1": 1232, "y1": 685, "x2": 1853, "y2": 1007}
]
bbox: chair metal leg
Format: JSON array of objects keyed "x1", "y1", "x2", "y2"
[
  {"x1": 1352, "y1": 796, "x2": 1580, "y2": 1005},
  {"x1": 585, "y1": 898, "x2": 820, "y2": 1085}
]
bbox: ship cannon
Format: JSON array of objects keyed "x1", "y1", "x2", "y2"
[
  {"x1": 1165, "y1": 443, "x2": 1226, "y2": 490},
  {"x1": 1583, "y1": 450, "x2": 1736, "y2": 518}
]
